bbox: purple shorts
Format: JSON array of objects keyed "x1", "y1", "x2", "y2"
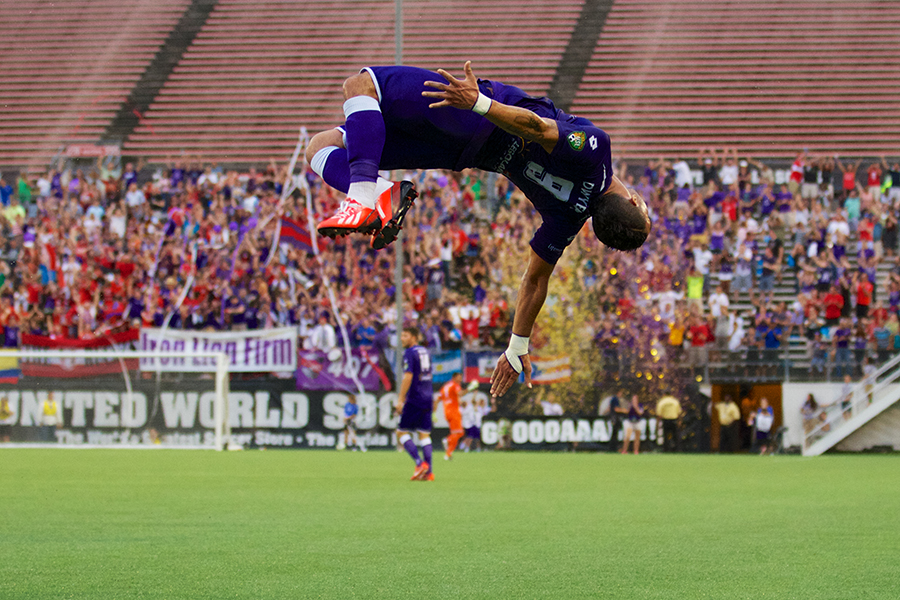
[
  {"x1": 398, "y1": 401, "x2": 432, "y2": 433},
  {"x1": 350, "y1": 65, "x2": 491, "y2": 172},
  {"x1": 465, "y1": 426, "x2": 481, "y2": 440}
]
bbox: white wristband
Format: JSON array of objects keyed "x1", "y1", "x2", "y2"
[
  {"x1": 504, "y1": 334, "x2": 529, "y2": 374},
  {"x1": 471, "y1": 92, "x2": 492, "y2": 116}
]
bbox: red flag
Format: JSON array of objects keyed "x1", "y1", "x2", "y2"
[{"x1": 280, "y1": 217, "x2": 314, "y2": 253}]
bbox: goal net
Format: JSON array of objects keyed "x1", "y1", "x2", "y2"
[{"x1": 0, "y1": 349, "x2": 231, "y2": 450}]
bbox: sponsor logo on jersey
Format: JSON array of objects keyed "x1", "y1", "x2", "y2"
[
  {"x1": 567, "y1": 131, "x2": 586, "y2": 151},
  {"x1": 496, "y1": 137, "x2": 523, "y2": 174},
  {"x1": 575, "y1": 181, "x2": 594, "y2": 213}
]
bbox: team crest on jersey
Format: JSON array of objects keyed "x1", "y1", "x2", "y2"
[{"x1": 567, "y1": 131, "x2": 586, "y2": 151}]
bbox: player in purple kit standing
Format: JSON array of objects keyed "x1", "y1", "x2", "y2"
[
  {"x1": 307, "y1": 62, "x2": 651, "y2": 399},
  {"x1": 395, "y1": 327, "x2": 436, "y2": 481}
]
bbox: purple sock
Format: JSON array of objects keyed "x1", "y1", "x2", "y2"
[
  {"x1": 343, "y1": 96, "x2": 383, "y2": 184},
  {"x1": 310, "y1": 146, "x2": 350, "y2": 194},
  {"x1": 422, "y1": 441, "x2": 433, "y2": 472},
  {"x1": 402, "y1": 437, "x2": 421, "y2": 465}
]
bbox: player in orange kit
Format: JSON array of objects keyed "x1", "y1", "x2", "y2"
[{"x1": 436, "y1": 371, "x2": 465, "y2": 460}]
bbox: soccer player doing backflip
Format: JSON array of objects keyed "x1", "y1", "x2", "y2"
[
  {"x1": 395, "y1": 327, "x2": 435, "y2": 481},
  {"x1": 307, "y1": 62, "x2": 651, "y2": 399}
]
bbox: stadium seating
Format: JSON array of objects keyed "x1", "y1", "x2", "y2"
[
  {"x1": 8, "y1": 0, "x2": 900, "y2": 166},
  {"x1": 570, "y1": 0, "x2": 900, "y2": 158},
  {"x1": 0, "y1": 0, "x2": 189, "y2": 169},
  {"x1": 123, "y1": 0, "x2": 583, "y2": 163}
]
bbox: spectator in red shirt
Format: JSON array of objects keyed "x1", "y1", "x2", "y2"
[
  {"x1": 823, "y1": 285, "x2": 845, "y2": 327},
  {"x1": 838, "y1": 158, "x2": 861, "y2": 194},
  {"x1": 866, "y1": 162, "x2": 882, "y2": 200},
  {"x1": 686, "y1": 316, "x2": 712, "y2": 372},
  {"x1": 721, "y1": 192, "x2": 738, "y2": 223},
  {"x1": 857, "y1": 214, "x2": 874, "y2": 254},
  {"x1": 869, "y1": 300, "x2": 888, "y2": 327},
  {"x1": 855, "y1": 272, "x2": 874, "y2": 320},
  {"x1": 409, "y1": 282, "x2": 426, "y2": 313},
  {"x1": 788, "y1": 152, "x2": 804, "y2": 195}
]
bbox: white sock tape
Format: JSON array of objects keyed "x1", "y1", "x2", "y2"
[
  {"x1": 399, "y1": 433, "x2": 411, "y2": 445},
  {"x1": 419, "y1": 436, "x2": 432, "y2": 447},
  {"x1": 504, "y1": 333, "x2": 529, "y2": 373},
  {"x1": 310, "y1": 146, "x2": 339, "y2": 178},
  {"x1": 472, "y1": 92, "x2": 492, "y2": 116},
  {"x1": 343, "y1": 95, "x2": 381, "y2": 117}
]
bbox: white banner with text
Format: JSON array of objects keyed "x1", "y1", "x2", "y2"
[{"x1": 139, "y1": 327, "x2": 297, "y2": 372}]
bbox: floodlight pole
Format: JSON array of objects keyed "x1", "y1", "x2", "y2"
[{"x1": 393, "y1": 0, "x2": 405, "y2": 394}]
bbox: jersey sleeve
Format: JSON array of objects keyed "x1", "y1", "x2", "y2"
[
  {"x1": 552, "y1": 121, "x2": 611, "y2": 190},
  {"x1": 530, "y1": 215, "x2": 588, "y2": 265},
  {"x1": 403, "y1": 347, "x2": 418, "y2": 375},
  {"x1": 528, "y1": 121, "x2": 611, "y2": 265}
]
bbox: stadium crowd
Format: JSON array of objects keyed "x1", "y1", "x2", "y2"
[{"x1": 2, "y1": 149, "x2": 900, "y2": 378}]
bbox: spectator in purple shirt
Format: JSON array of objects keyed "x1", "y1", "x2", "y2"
[{"x1": 833, "y1": 319, "x2": 853, "y2": 377}]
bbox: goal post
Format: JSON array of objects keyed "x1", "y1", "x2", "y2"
[{"x1": 0, "y1": 349, "x2": 232, "y2": 451}]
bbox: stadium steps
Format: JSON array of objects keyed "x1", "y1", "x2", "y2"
[
  {"x1": 123, "y1": 0, "x2": 397, "y2": 162},
  {"x1": 101, "y1": 0, "x2": 220, "y2": 146},
  {"x1": 803, "y1": 353, "x2": 900, "y2": 456},
  {"x1": 549, "y1": 0, "x2": 616, "y2": 112},
  {"x1": 0, "y1": 0, "x2": 190, "y2": 169},
  {"x1": 570, "y1": 0, "x2": 900, "y2": 158},
  {"x1": 704, "y1": 242, "x2": 895, "y2": 378},
  {"x1": 123, "y1": 0, "x2": 584, "y2": 163}
]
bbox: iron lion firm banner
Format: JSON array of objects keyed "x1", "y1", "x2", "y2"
[{"x1": 139, "y1": 328, "x2": 298, "y2": 372}]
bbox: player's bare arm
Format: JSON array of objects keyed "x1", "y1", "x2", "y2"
[
  {"x1": 490, "y1": 248, "x2": 554, "y2": 398},
  {"x1": 422, "y1": 61, "x2": 559, "y2": 154},
  {"x1": 395, "y1": 372, "x2": 413, "y2": 415}
]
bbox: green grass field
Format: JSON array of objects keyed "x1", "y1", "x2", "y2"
[{"x1": 2, "y1": 449, "x2": 898, "y2": 599}]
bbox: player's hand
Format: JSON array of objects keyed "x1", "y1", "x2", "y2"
[
  {"x1": 422, "y1": 61, "x2": 480, "y2": 110},
  {"x1": 490, "y1": 352, "x2": 532, "y2": 398}
]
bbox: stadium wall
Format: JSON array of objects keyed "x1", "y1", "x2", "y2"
[
  {"x1": 782, "y1": 383, "x2": 900, "y2": 451},
  {"x1": 0, "y1": 378, "x2": 671, "y2": 451}
]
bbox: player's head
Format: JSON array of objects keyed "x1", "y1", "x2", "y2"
[
  {"x1": 401, "y1": 326, "x2": 420, "y2": 348},
  {"x1": 591, "y1": 189, "x2": 651, "y2": 251},
  {"x1": 451, "y1": 371, "x2": 462, "y2": 382}
]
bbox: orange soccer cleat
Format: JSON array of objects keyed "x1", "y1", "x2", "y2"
[
  {"x1": 411, "y1": 461, "x2": 429, "y2": 481},
  {"x1": 317, "y1": 197, "x2": 382, "y2": 239},
  {"x1": 371, "y1": 180, "x2": 418, "y2": 250}
]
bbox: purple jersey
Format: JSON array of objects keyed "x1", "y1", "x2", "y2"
[
  {"x1": 403, "y1": 345, "x2": 433, "y2": 406},
  {"x1": 472, "y1": 80, "x2": 612, "y2": 265},
  {"x1": 399, "y1": 344, "x2": 434, "y2": 432},
  {"x1": 362, "y1": 66, "x2": 613, "y2": 265}
]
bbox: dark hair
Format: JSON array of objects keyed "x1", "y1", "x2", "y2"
[
  {"x1": 591, "y1": 191, "x2": 651, "y2": 251},
  {"x1": 402, "y1": 326, "x2": 421, "y2": 339}
]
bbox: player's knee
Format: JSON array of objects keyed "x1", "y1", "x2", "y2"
[
  {"x1": 306, "y1": 129, "x2": 344, "y2": 163},
  {"x1": 342, "y1": 72, "x2": 378, "y2": 101}
]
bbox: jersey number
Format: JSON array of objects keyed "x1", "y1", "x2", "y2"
[
  {"x1": 417, "y1": 348, "x2": 431, "y2": 372},
  {"x1": 524, "y1": 162, "x2": 573, "y2": 203}
]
